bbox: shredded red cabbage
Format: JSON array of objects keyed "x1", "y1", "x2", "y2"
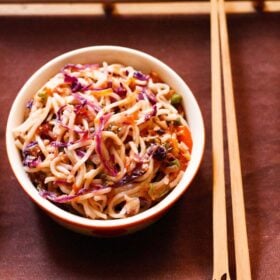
[
  {"x1": 26, "y1": 99, "x2": 33, "y2": 110},
  {"x1": 144, "y1": 104, "x2": 157, "y2": 122},
  {"x1": 137, "y1": 89, "x2": 156, "y2": 105},
  {"x1": 117, "y1": 162, "x2": 146, "y2": 186},
  {"x1": 24, "y1": 141, "x2": 38, "y2": 150},
  {"x1": 64, "y1": 73, "x2": 89, "y2": 93},
  {"x1": 50, "y1": 141, "x2": 69, "y2": 148},
  {"x1": 146, "y1": 144, "x2": 158, "y2": 156},
  {"x1": 113, "y1": 83, "x2": 127, "y2": 98},
  {"x1": 56, "y1": 105, "x2": 67, "y2": 121},
  {"x1": 23, "y1": 141, "x2": 39, "y2": 159},
  {"x1": 144, "y1": 89, "x2": 157, "y2": 104},
  {"x1": 153, "y1": 145, "x2": 167, "y2": 161},
  {"x1": 133, "y1": 71, "x2": 149, "y2": 81},
  {"x1": 76, "y1": 150, "x2": 86, "y2": 158},
  {"x1": 137, "y1": 91, "x2": 145, "y2": 101},
  {"x1": 73, "y1": 93, "x2": 101, "y2": 113},
  {"x1": 146, "y1": 92, "x2": 157, "y2": 105},
  {"x1": 22, "y1": 142, "x2": 42, "y2": 168},
  {"x1": 23, "y1": 155, "x2": 41, "y2": 168},
  {"x1": 108, "y1": 81, "x2": 113, "y2": 88}
]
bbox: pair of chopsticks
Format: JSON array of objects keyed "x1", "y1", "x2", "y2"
[{"x1": 210, "y1": 0, "x2": 252, "y2": 279}]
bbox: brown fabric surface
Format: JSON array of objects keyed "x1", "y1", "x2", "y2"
[{"x1": 0, "y1": 13, "x2": 279, "y2": 280}]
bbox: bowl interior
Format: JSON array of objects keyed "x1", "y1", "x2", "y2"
[{"x1": 6, "y1": 46, "x2": 205, "y2": 229}]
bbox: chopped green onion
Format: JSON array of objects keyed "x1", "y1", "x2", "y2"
[
  {"x1": 168, "y1": 159, "x2": 180, "y2": 167},
  {"x1": 163, "y1": 142, "x2": 172, "y2": 152},
  {"x1": 174, "y1": 117, "x2": 182, "y2": 126},
  {"x1": 171, "y1": 93, "x2": 182, "y2": 105},
  {"x1": 38, "y1": 89, "x2": 48, "y2": 103}
]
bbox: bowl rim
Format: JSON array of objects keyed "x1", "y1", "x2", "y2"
[{"x1": 6, "y1": 45, "x2": 205, "y2": 230}]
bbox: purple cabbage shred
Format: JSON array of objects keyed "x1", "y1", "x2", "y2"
[
  {"x1": 137, "y1": 89, "x2": 156, "y2": 105},
  {"x1": 153, "y1": 146, "x2": 167, "y2": 161},
  {"x1": 23, "y1": 155, "x2": 41, "y2": 168},
  {"x1": 22, "y1": 141, "x2": 39, "y2": 158},
  {"x1": 137, "y1": 92, "x2": 145, "y2": 101},
  {"x1": 146, "y1": 91, "x2": 157, "y2": 105},
  {"x1": 26, "y1": 99, "x2": 33, "y2": 110},
  {"x1": 25, "y1": 141, "x2": 38, "y2": 150},
  {"x1": 114, "y1": 86, "x2": 127, "y2": 98},
  {"x1": 64, "y1": 73, "x2": 89, "y2": 93},
  {"x1": 133, "y1": 71, "x2": 149, "y2": 81},
  {"x1": 50, "y1": 141, "x2": 69, "y2": 148},
  {"x1": 76, "y1": 150, "x2": 86, "y2": 158},
  {"x1": 56, "y1": 105, "x2": 66, "y2": 121},
  {"x1": 144, "y1": 104, "x2": 157, "y2": 122},
  {"x1": 73, "y1": 93, "x2": 101, "y2": 113},
  {"x1": 117, "y1": 162, "x2": 146, "y2": 186}
]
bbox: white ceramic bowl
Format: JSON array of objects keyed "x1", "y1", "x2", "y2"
[{"x1": 6, "y1": 46, "x2": 205, "y2": 236}]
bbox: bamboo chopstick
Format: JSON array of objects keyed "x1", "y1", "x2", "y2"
[
  {"x1": 218, "y1": 0, "x2": 252, "y2": 279},
  {"x1": 210, "y1": 0, "x2": 231, "y2": 279}
]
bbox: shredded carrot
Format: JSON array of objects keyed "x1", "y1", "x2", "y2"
[
  {"x1": 72, "y1": 184, "x2": 80, "y2": 193},
  {"x1": 170, "y1": 137, "x2": 180, "y2": 156},
  {"x1": 123, "y1": 111, "x2": 139, "y2": 125},
  {"x1": 127, "y1": 77, "x2": 136, "y2": 91},
  {"x1": 166, "y1": 89, "x2": 175, "y2": 99},
  {"x1": 149, "y1": 71, "x2": 162, "y2": 83},
  {"x1": 176, "y1": 125, "x2": 193, "y2": 152},
  {"x1": 90, "y1": 88, "x2": 113, "y2": 96}
]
